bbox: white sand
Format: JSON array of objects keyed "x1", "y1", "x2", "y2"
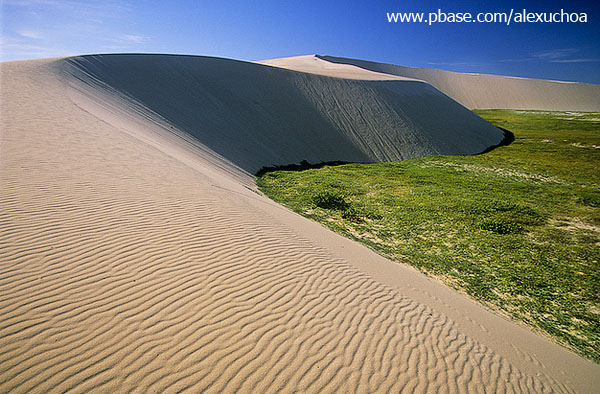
[
  {"x1": 1, "y1": 55, "x2": 599, "y2": 393},
  {"x1": 270, "y1": 55, "x2": 600, "y2": 111},
  {"x1": 259, "y1": 55, "x2": 418, "y2": 81}
]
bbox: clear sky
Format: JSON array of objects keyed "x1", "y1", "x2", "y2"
[{"x1": 2, "y1": 0, "x2": 599, "y2": 83}]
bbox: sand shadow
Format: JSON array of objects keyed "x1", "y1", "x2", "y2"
[
  {"x1": 257, "y1": 126, "x2": 515, "y2": 176},
  {"x1": 476, "y1": 127, "x2": 515, "y2": 155},
  {"x1": 256, "y1": 159, "x2": 354, "y2": 177}
]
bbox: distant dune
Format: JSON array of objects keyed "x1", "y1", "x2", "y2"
[
  {"x1": 264, "y1": 55, "x2": 600, "y2": 111},
  {"x1": 1, "y1": 54, "x2": 599, "y2": 393}
]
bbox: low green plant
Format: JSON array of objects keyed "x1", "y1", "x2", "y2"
[
  {"x1": 480, "y1": 220, "x2": 523, "y2": 234},
  {"x1": 313, "y1": 191, "x2": 350, "y2": 210},
  {"x1": 341, "y1": 206, "x2": 362, "y2": 222},
  {"x1": 580, "y1": 192, "x2": 600, "y2": 208}
]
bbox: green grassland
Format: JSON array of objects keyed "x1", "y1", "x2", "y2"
[{"x1": 256, "y1": 110, "x2": 600, "y2": 362}]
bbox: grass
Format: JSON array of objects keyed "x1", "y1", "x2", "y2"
[{"x1": 256, "y1": 110, "x2": 600, "y2": 362}]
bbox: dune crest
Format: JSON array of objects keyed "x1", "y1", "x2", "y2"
[
  {"x1": 258, "y1": 54, "x2": 418, "y2": 81},
  {"x1": 309, "y1": 55, "x2": 600, "y2": 111},
  {"x1": 1, "y1": 55, "x2": 599, "y2": 393}
]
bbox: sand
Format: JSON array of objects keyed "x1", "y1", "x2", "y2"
[
  {"x1": 64, "y1": 54, "x2": 505, "y2": 174},
  {"x1": 266, "y1": 55, "x2": 600, "y2": 111},
  {"x1": 258, "y1": 55, "x2": 418, "y2": 81},
  {"x1": 1, "y1": 55, "x2": 599, "y2": 393}
]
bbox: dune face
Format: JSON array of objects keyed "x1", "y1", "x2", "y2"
[
  {"x1": 309, "y1": 55, "x2": 600, "y2": 111},
  {"x1": 2, "y1": 55, "x2": 600, "y2": 393},
  {"x1": 65, "y1": 54, "x2": 503, "y2": 173}
]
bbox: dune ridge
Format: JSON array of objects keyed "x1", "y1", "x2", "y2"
[
  {"x1": 1, "y1": 55, "x2": 599, "y2": 393},
  {"x1": 265, "y1": 55, "x2": 600, "y2": 111},
  {"x1": 258, "y1": 54, "x2": 417, "y2": 81}
]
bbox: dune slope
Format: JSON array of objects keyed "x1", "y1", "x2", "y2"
[
  {"x1": 65, "y1": 54, "x2": 503, "y2": 173},
  {"x1": 293, "y1": 55, "x2": 600, "y2": 111},
  {"x1": 1, "y1": 55, "x2": 599, "y2": 393}
]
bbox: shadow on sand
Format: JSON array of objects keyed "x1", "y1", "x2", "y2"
[
  {"x1": 476, "y1": 127, "x2": 515, "y2": 155},
  {"x1": 256, "y1": 127, "x2": 514, "y2": 177}
]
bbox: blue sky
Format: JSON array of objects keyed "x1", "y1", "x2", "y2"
[{"x1": 2, "y1": 0, "x2": 599, "y2": 83}]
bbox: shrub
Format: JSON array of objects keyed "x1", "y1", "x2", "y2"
[
  {"x1": 579, "y1": 192, "x2": 600, "y2": 208},
  {"x1": 341, "y1": 207, "x2": 362, "y2": 222},
  {"x1": 313, "y1": 191, "x2": 350, "y2": 210},
  {"x1": 480, "y1": 220, "x2": 524, "y2": 235},
  {"x1": 472, "y1": 201, "x2": 545, "y2": 226}
]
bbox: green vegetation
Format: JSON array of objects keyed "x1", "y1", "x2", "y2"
[{"x1": 256, "y1": 110, "x2": 600, "y2": 362}]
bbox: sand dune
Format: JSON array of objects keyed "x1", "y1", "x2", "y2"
[
  {"x1": 1, "y1": 55, "x2": 599, "y2": 393},
  {"x1": 65, "y1": 54, "x2": 504, "y2": 173},
  {"x1": 266, "y1": 55, "x2": 600, "y2": 111}
]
